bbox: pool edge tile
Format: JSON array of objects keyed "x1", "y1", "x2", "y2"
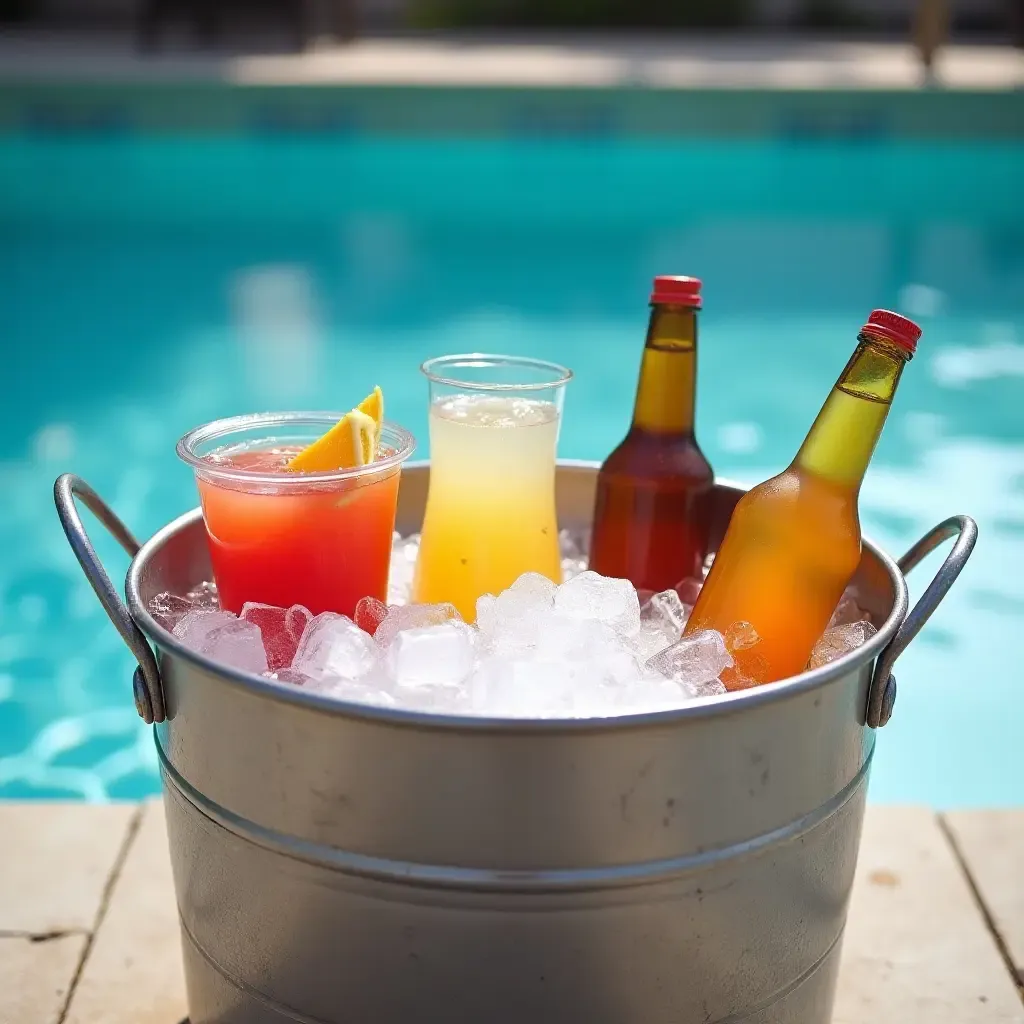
[
  {"x1": 0, "y1": 803, "x2": 137, "y2": 935},
  {"x1": 834, "y1": 805, "x2": 1024, "y2": 1023},
  {"x1": 942, "y1": 810, "x2": 1024, "y2": 986},
  {"x1": 63, "y1": 799, "x2": 187, "y2": 1024},
  {"x1": 0, "y1": 932, "x2": 89, "y2": 1024}
]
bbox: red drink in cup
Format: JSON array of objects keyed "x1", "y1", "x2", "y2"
[{"x1": 177, "y1": 412, "x2": 415, "y2": 616}]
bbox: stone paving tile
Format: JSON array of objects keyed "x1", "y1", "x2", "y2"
[
  {"x1": 0, "y1": 933, "x2": 87, "y2": 1024},
  {"x1": 64, "y1": 800, "x2": 187, "y2": 1024},
  {"x1": 944, "y1": 810, "x2": 1024, "y2": 985},
  {"x1": 0, "y1": 803, "x2": 136, "y2": 936},
  {"x1": 834, "y1": 805, "x2": 1024, "y2": 1023}
]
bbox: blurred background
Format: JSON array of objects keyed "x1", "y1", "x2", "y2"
[
  {"x1": 1, "y1": 0, "x2": 1023, "y2": 42},
  {"x1": 0, "y1": 0, "x2": 1021, "y2": 805}
]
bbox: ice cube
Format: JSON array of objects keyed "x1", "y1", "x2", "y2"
[
  {"x1": 185, "y1": 581, "x2": 220, "y2": 610},
  {"x1": 388, "y1": 532, "x2": 420, "y2": 605},
  {"x1": 475, "y1": 593, "x2": 497, "y2": 635},
  {"x1": 269, "y1": 659, "x2": 402, "y2": 709},
  {"x1": 554, "y1": 571, "x2": 640, "y2": 638},
  {"x1": 266, "y1": 667, "x2": 312, "y2": 686},
  {"x1": 724, "y1": 620, "x2": 760, "y2": 652},
  {"x1": 480, "y1": 574, "x2": 558, "y2": 654},
  {"x1": 207, "y1": 621, "x2": 269, "y2": 674},
  {"x1": 688, "y1": 676, "x2": 729, "y2": 698},
  {"x1": 303, "y1": 674, "x2": 399, "y2": 708},
  {"x1": 495, "y1": 573, "x2": 557, "y2": 622},
  {"x1": 469, "y1": 609, "x2": 613, "y2": 717},
  {"x1": 558, "y1": 526, "x2": 590, "y2": 581},
  {"x1": 599, "y1": 644, "x2": 647, "y2": 687},
  {"x1": 630, "y1": 625, "x2": 674, "y2": 662},
  {"x1": 149, "y1": 582, "x2": 222, "y2": 630},
  {"x1": 293, "y1": 613, "x2": 379, "y2": 680},
  {"x1": 374, "y1": 602, "x2": 462, "y2": 650},
  {"x1": 828, "y1": 592, "x2": 872, "y2": 629},
  {"x1": 646, "y1": 629, "x2": 733, "y2": 696},
  {"x1": 148, "y1": 592, "x2": 195, "y2": 630},
  {"x1": 641, "y1": 589, "x2": 689, "y2": 643},
  {"x1": 470, "y1": 636, "x2": 697, "y2": 718},
  {"x1": 719, "y1": 621, "x2": 771, "y2": 688},
  {"x1": 498, "y1": 574, "x2": 596, "y2": 654},
  {"x1": 604, "y1": 661, "x2": 704, "y2": 713},
  {"x1": 176, "y1": 616, "x2": 268, "y2": 674},
  {"x1": 172, "y1": 609, "x2": 238, "y2": 648},
  {"x1": 808, "y1": 621, "x2": 878, "y2": 670},
  {"x1": 385, "y1": 621, "x2": 476, "y2": 689},
  {"x1": 530, "y1": 614, "x2": 607, "y2": 660},
  {"x1": 674, "y1": 576, "x2": 704, "y2": 608},
  {"x1": 632, "y1": 589, "x2": 690, "y2": 663},
  {"x1": 470, "y1": 657, "x2": 579, "y2": 717},
  {"x1": 354, "y1": 596, "x2": 388, "y2": 636},
  {"x1": 240, "y1": 602, "x2": 312, "y2": 672}
]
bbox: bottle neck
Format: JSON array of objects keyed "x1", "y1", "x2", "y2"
[
  {"x1": 793, "y1": 334, "x2": 909, "y2": 489},
  {"x1": 631, "y1": 305, "x2": 699, "y2": 435}
]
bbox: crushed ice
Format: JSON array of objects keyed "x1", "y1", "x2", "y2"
[{"x1": 150, "y1": 528, "x2": 876, "y2": 718}]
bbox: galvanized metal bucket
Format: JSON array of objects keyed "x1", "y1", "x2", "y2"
[{"x1": 55, "y1": 461, "x2": 976, "y2": 1024}]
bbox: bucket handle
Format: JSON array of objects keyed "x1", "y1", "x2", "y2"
[
  {"x1": 866, "y1": 515, "x2": 977, "y2": 729},
  {"x1": 53, "y1": 474, "x2": 166, "y2": 725}
]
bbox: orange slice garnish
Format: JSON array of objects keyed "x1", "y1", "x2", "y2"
[{"x1": 286, "y1": 387, "x2": 383, "y2": 473}]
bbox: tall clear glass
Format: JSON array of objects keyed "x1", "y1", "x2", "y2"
[{"x1": 413, "y1": 354, "x2": 573, "y2": 621}]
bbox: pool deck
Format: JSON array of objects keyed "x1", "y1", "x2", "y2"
[
  {"x1": 1, "y1": 802, "x2": 1022, "y2": 1022},
  {"x1": 0, "y1": 32, "x2": 1021, "y2": 91}
]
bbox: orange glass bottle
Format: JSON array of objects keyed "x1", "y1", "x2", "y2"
[
  {"x1": 589, "y1": 276, "x2": 714, "y2": 592},
  {"x1": 685, "y1": 309, "x2": 921, "y2": 687}
]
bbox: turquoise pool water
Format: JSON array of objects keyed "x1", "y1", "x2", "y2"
[{"x1": 0, "y1": 135, "x2": 1022, "y2": 805}]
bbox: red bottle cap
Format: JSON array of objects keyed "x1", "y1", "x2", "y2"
[
  {"x1": 861, "y1": 309, "x2": 922, "y2": 355},
  {"x1": 650, "y1": 276, "x2": 702, "y2": 309}
]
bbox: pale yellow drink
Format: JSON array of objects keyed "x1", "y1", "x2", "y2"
[{"x1": 413, "y1": 394, "x2": 562, "y2": 620}]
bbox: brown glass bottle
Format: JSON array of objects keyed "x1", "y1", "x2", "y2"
[{"x1": 588, "y1": 276, "x2": 715, "y2": 592}]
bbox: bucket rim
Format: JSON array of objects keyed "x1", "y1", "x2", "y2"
[{"x1": 127, "y1": 464, "x2": 909, "y2": 733}]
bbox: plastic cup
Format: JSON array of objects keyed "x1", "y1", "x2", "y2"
[{"x1": 177, "y1": 412, "x2": 415, "y2": 616}]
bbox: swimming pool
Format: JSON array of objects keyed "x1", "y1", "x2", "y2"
[{"x1": 0, "y1": 127, "x2": 1022, "y2": 805}]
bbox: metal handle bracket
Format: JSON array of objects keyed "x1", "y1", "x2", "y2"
[
  {"x1": 54, "y1": 474, "x2": 166, "y2": 724},
  {"x1": 866, "y1": 515, "x2": 977, "y2": 729}
]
